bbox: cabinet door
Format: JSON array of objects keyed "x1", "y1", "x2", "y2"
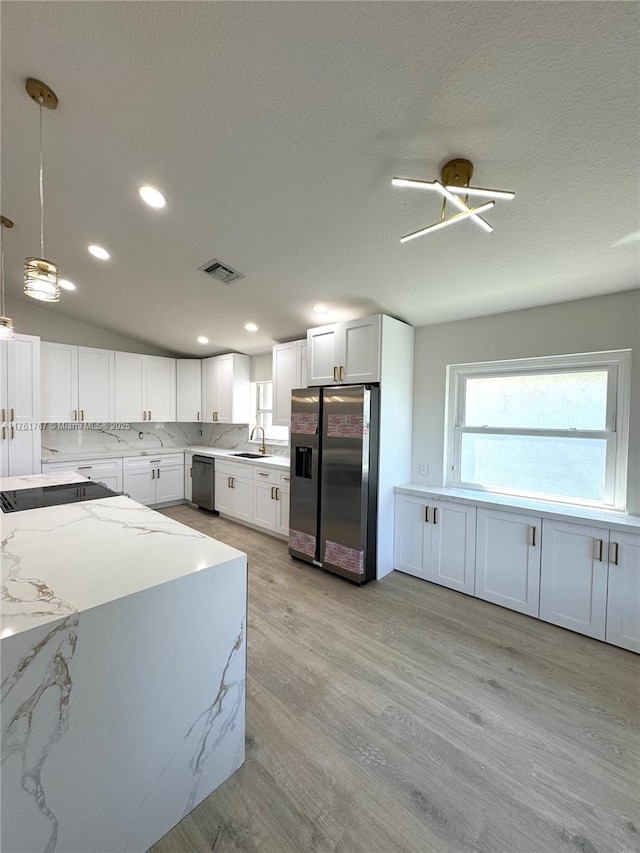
[
  {"x1": 606, "y1": 531, "x2": 640, "y2": 652},
  {"x1": 216, "y1": 355, "x2": 234, "y2": 423},
  {"x1": 115, "y1": 352, "x2": 146, "y2": 421},
  {"x1": 393, "y1": 494, "x2": 429, "y2": 579},
  {"x1": 253, "y1": 480, "x2": 277, "y2": 530},
  {"x1": 123, "y1": 469, "x2": 155, "y2": 505},
  {"x1": 78, "y1": 347, "x2": 114, "y2": 421},
  {"x1": 0, "y1": 341, "x2": 7, "y2": 476},
  {"x1": 176, "y1": 360, "x2": 202, "y2": 422},
  {"x1": 272, "y1": 342, "x2": 300, "y2": 425},
  {"x1": 202, "y1": 357, "x2": 221, "y2": 422},
  {"x1": 276, "y1": 486, "x2": 290, "y2": 536},
  {"x1": 428, "y1": 501, "x2": 476, "y2": 595},
  {"x1": 215, "y1": 470, "x2": 233, "y2": 513},
  {"x1": 7, "y1": 335, "x2": 41, "y2": 476},
  {"x1": 307, "y1": 324, "x2": 339, "y2": 385},
  {"x1": 154, "y1": 465, "x2": 184, "y2": 503},
  {"x1": 145, "y1": 356, "x2": 176, "y2": 422},
  {"x1": 184, "y1": 453, "x2": 193, "y2": 501},
  {"x1": 41, "y1": 342, "x2": 78, "y2": 422},
  {"x1": 539, "y1": 520, "x2": 608, "y2": 640},
  {"x1": 232, "y1": 475, "x2": 253, "y2": 522},
  {"x1": 341, "y1": 315, "x2": 381, "y2": 384},
  {"x1": 299, "y1": 340, "x2": 309, "y2": 389},
  {"x1": 475, "y1": 508, "x2": 541, "y2": 617}
]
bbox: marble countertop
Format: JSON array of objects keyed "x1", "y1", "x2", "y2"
[
  {"x1": 0, "y1": 471, "x2": 90, "y2": 491},
  {"x1": 42, "y1": 445, "x2": 291, "y2": 468},
  {"x1": 1, "y1": 474, "x2": 246, "y2": 638},
  {"x1": 395, "y1": 483, "x2": 640, "y2": 533}
]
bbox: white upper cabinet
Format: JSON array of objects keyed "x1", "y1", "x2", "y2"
[
  {"x1": 41, "y1": 342, "x2": 114, "y2": 422},
  {"x1": 176, "y1": 360, "x2": 202, "y2": 422},
  {"x1": 115, "y1": 353, "x2": 175, "y2": 422},
  {"x1": 272, "y1": 339, "x2": 308, "y2": 425},
  {"x1": 1, "y1": 334, "x2": 41, "y2": 477},
  {"x1": 201, "y1": 353, "x2": 250, "y2": 424},
  {"x1": 307, "y1": 314, "x2": 383, "y2": 385}
]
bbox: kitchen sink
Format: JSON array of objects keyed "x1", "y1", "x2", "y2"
[{"x1": 231, "y1": 452, "x2": 271, "y2": 458}]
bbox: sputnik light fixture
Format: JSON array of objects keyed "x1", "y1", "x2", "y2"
[
  {"x1": 0, "y1": 216, "x2": 15, "y2": 338},
  {"x1": 23, "y1": 78, "x2": 62, "y2": 301},
  {"x1": 392, "y1": 158, "x2": 514, "y2": 242}
]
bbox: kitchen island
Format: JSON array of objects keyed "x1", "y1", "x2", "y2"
[{"x1": 1, "y1": 473, "x2": 247, "y2": 853}]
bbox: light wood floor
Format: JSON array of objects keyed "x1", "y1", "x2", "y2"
[{"x1": 151, "y1": 507, "x2": 639, "y2": 853}]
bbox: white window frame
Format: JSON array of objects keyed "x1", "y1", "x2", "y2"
[
  {"x1": 445, "y1": 350, "x2": 631, "y2": 510},
  {"x1": 249, "y1": 381, "x2": 289, "y2": 445}
]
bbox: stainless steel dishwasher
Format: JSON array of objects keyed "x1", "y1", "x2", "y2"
[{"x1": 192, "y1": 455, "x2": 217, "y2": 511}]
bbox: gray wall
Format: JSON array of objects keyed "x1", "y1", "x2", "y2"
[
  {"x1": 412, "y1": 290, "x2": 640, "y2": 515},
  {"x1": 6, "y1": 297, "x2": 173, "y2": 356}
]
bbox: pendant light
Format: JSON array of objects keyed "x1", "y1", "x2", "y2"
[
  {"x1": 0, "y1": 216, "x2": 15, "y2": 338},
  {"x1": 23, "y1": 78, "x2": 61, "y2": 302}
]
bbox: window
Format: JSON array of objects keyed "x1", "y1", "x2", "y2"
[
  {"x1": 446, "y1": 351, "x2": 631, "y2": 509},
  {"x1": 251, "y1": 382, "x2": 289, "y2": 444}
]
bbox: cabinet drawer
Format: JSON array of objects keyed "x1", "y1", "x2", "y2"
[
  {"x1": 253, "y1": 466, "x2": 276, "y2": 482},
  {"x1": 124, "y1": 454, "x2": 183, "y2": 471},
  {"x1": 277, "y1": 470, "x2": 291, "y2": 486},
  {"x1": 216, "y1": 460, "x2": 251, "y2": 479},
  {"x1": 44, "y1": 457, "x2": 121, "y2": 474}
]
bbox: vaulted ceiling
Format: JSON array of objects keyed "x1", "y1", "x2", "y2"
[{"x1": 2, "y1": 1, "x2": 638, "y2": 355}]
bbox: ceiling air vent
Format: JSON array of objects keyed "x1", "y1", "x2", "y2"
[{"x1": 198, "y1": 258, "x2": 245, "y2": 284}]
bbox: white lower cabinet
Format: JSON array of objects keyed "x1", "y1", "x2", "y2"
[
  {"x1": 475, "y1": 508, "x2": 541, "y2": 617},
  {"x1": 215, "y1": 461, "x2": 252, "y2": 522},
  {"x1": 123, "y1": 455, "x2": 184, "y2": 506},
  {"x1": 254, "y1": 479, "x2": 278, "y2": 529},
  {"x1": 184, "y1": 452, "x2": 193, "y2": 502},
  {"x1": 605, "y1": 531, "x2": 640, "y2": 653},
  {"x1": 393, "y1": 495, "x2": 476, "y2": 594},
  {"x1": 539, "y1": 520, "x2": 608, "y2": 639},
  {"x1": 276, "y1": 471, "x2": 290, "y2": 536},
  {"x1": 42, "y1": 457, "x2": 123, "y2": 493}
]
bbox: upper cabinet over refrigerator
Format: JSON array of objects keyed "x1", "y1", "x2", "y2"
[{"x1": 307, "y1": 314, "x2": 387, "y2": 386}]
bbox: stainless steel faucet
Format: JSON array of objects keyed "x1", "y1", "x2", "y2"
[{"x1": 250, "y1": 424, "x2": 266, "y2": 454}]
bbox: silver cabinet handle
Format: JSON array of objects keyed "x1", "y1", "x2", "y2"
[
  {"x1": 282, "y1": 476, "x2": 290, "y2": 483},
  {"x1": 610, "y1": 541, "x2": 619, "y2": 566},
  {"x1": 529, "y1": 525, "x2": 537, "y2": 547},
  {"x1": 143, "y1": 411, "x2": 147, "y2": 420},
  {"x1": 333, "y1": 366, "x2": 338, "y2": 382},
  {"x1": 425, "y1": 506, "x2": 430, "y2": 523},
  {"x1": 148, "y1": 411, "x2": 151, "y2": 420},
  {"x1": 276, "y1": 488, "x2": 280, "y2": 500},
  {"x1": 227, "y1": 476, "x2": 232, "y2": 488},
  {"x1": 433, "y1": 507, "x2": 438, "y2": 525},
  {"x1": 271, "y1": 486, "x2": 276, "y2": 499},
  {"x1": 231, "y1": 477, "x2": 235, "y2": 488},
  {"x1": 339, "y1": 366, "x2": 345, "y2": 381},
  {"x1": 593, "y1": 538, "x2": 604, "y2": 562},
  {"x1": 74, "y1": 409, "x2": 78, "y2": 421}
]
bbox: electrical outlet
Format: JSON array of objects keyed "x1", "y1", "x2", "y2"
[{"x1": 419, "y1": 461, "x2": 428, "y2": 476}]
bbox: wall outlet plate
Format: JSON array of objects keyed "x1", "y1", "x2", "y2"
[{"x1": 419, "y1": 462, "x2": 428, "y2": 476}]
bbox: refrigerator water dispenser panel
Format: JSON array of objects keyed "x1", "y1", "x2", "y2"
[{"x1": 295, "y1": 446, "x2": 313, "y2": 479}]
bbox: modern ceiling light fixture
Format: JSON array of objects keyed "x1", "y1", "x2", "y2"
[
  {"x1": 0, "y1": 216, "x2": 15, "y2": 338},
  {"x1": 23, "y1": 78, "x2": 62, "y2": 301},
  {"x1": 138, "y1": 185, "x2": 167, "y2": 209},
  {"x1": 392, "y1": 158, "x2": 514, "y2": 242}
]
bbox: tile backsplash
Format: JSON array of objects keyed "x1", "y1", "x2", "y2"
[{"x1": 40, "y1": 422, "x2": 289, "y2": 459}]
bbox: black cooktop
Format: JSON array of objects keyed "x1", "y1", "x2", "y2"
[{"x1": 0, "y1": 481, "x2": 120, "y2": 513}]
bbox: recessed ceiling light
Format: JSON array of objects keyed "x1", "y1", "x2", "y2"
[
  {"x1": 138, "y1": 185, "x2": 167, "y2": 209},
  {"x1": 59, "y1": 279, "x2": 76, "y2": 291},
  {"x1": 312, "y1": 304, "x2": 329, "y2": 314},
  {"x1": 88, "y1": 244, "x2": 110, "y2": 260},
  {"x1": 197, "y1": 336, "x2": 209, "y2": 344},
  {"x1": 244, "y1": 322, "x2": 258, "y2": 332}
]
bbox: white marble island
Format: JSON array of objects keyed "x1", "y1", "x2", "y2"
[{"x1": 1, "y1": 473, "x2": 247, "y2": 853}]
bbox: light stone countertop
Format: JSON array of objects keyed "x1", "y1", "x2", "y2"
[
  {"x1": 394, "y1": 483, "x2": 640, "y2": 533},
  {"x1": 0, "y1": 472, "x2": 90, "y2": 491},
  {"x1": 1, "y1": 481, "x2": 246, "y2": 638},
  {"x1": 41, "y1": 445, "x2": 291, "y2": 469}
]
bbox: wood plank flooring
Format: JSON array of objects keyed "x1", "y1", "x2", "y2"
[{"x1": 150, "y1": 507, "x2": 639, "y2": 853}]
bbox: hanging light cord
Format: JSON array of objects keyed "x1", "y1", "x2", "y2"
[{"x1": 39, "y1": 97, "x2": 45, "y2": 257}]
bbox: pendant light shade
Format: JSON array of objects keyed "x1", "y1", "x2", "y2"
[
  {"x1": 24, "y1": 78, "x2": 61, "y2": 302},
  {"x1": 0, "y1": 215, "x2": 15, "y2": 338},
  {"x1": 24, "y1": 257, "x2": 61, "y2": 301}
]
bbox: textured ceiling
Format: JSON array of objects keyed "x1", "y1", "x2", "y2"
[{"x1": 2, "y1": 1, "x2": 639, "y2": 356}]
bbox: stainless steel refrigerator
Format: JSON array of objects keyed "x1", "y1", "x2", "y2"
[{"x1": 289, "y1": 385, "x2": 379, "y2": 584}]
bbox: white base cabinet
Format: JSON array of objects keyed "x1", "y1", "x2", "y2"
[
  {"x1": 42, "y1": 458, "x2": 123, "y2": 493},
  {"x1": 215, "y1": 461, "x2": 252, "y2": 521},
  {"x1": 123, "y1": 455, "x2": 184, "y2": 506},
  {"x1": 184, "y1": 452, "x2": 193, "y2": 501},
  {"x1": 475, "y1": 508, "x2": 541, "y2": 617},
  {"x1": 605, "y1": 531, "x2": 640, "y2": 652},
  {"x1": 216, "y1": 460, "x2": 290, "y2": 536},
  {"x1": 393, "y1": 494, "x2": 476, "y2": 595}
]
